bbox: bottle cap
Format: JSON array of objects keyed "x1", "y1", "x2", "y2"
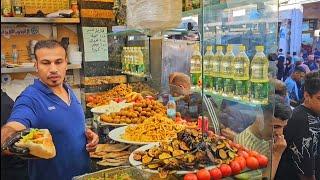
[
  {"x1": 256, "y1": 46, "x2": 264, "y2": 52},
  {"x1": 216, "y1": 46, "x2": 223, "y2": 51},
  {"x1": 206, "y1": 46, "x2": 212, "y2": 51},
  {"x1": 168, "y1": 95, "x2": 174, "y2": 101},
  {"x1": 239, "y1": 45, "x2": 246, "y2": 51},
  {"x1": 227, "y1": 45, "x2": 233, "y2": 52}
]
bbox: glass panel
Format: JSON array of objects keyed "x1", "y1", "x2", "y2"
[
  {"x1": 200, "y1": 0, "x2": 279, "y2": 179},
  {"x1": 107, "y1": 32, "x2": 150, "y2": 78}
]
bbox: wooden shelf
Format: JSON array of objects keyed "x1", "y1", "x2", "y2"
[
  {"x1": 1, "y1": 64, "x2": 81, "y2": 74},
  {"x1": 1, "y1": 17, "x2": 80, "y2": 24}
]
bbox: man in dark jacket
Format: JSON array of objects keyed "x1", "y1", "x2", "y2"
[
  {"x1": 277, "y1": 49, "x2": 286, "y2": 80},
  {"x1": 1, "y1": 89, "x2": 29, "y2": 180}
]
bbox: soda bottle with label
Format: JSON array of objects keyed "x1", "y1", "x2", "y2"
[
  {"x1": 233, "y1": 45, "x2": 250, "y2": 100},
  {"x1": 121, "y1": 47, "x2": 127, "y2": 72},
  {"x1": 250, "y1": 46, "x2": 269, "y2": 104},
  {"x1": 190, "y1": 44, "x2": 202, "y2": 88},
  {"x1": 203, "y1": 45, "x2": 214, "y2": 91},
  {"x1": 167, "y1": 95, "x2": 176, "y2": 119},
  {"x1": 221, "y1": 45, "x2": 234, "y2": 97},
  {"x1": 128, "y1": 47, "x2": 135, "y2": 74},
  {"x1": 136, "y1": 47, "x2": 145, "y2": 76},
  {"x1": 212, "y1": 46, "x2": 224, "y2": 94}
]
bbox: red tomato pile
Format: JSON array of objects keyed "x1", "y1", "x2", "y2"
[{"x1": 183, "y1": 143, "x2": 269, "y2": 179}]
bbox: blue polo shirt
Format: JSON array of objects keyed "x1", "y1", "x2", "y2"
[
  {"x1": 8, "y1": 79, "x2": 90, "y2": 180},
  {"x1": 285, "y1": 76, "x2": 300, "y2": 102}
]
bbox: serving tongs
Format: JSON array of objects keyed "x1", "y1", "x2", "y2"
[{"x1": 1, "y1": 129, "x2": 39, "y2": 159}]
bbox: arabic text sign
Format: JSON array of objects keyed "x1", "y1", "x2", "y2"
[
  {"x1": 1, "y1": 25, "x2": 40, "y2": 36},
  {"x1": 82, "y1": 27, "x2": 109, "y2": 62}
]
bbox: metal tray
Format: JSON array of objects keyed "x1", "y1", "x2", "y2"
[{"x1": 73, "y1": 166, "x2": 147, "y2": 180}]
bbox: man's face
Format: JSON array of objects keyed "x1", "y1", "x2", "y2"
[
  {"x1": 260, "y1": 114, "x2": 287, "y2": 140},
  {"x1": 35, "y1": 46, "x2": 67, "y2": 88},
  {"x1": 308, "y1": 55, "x2": 315, "y2": 61},
  {"x1": 272, "y1": 118, "x2": 288, "y2": 137},
  {"x1": 293, "y1": 71, "x2": 305, "y2": 82},
  {"x1": 304, "y1": 91, "x2": 320, "y2": 114},
  {"x1": 169, "y1": 83, "x2": 190, "y2": 97}
]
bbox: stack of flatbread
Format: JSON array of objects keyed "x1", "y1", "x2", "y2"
[{"x1": 90, "y1": 143, "x2": 131, "y2": 167}]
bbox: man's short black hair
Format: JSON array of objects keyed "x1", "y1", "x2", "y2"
[
  {"x1": 279, "y1": 49, "x2": 283, "y2": 52},
  {"x1": 293, "y1": 52, "x2": 297, "y2": 56},
  {"x1": 260, "y1": 95, "x2": 292, "y2": 121},
  {"x1": 273, "y1": 95, "x2": 292, "y2": 120},
  {"x1": 34, "y1": 40, "x2": 66, "y2": 60},
  {"x1": 293, "y1": 66, "x2": 306, "y2": 73},
  {"x1": 304, "y1": 71, "x2": 320, "y2": 96},
  {"x1": 287, "y1": 52, "x2": 290, "y2": 55}
]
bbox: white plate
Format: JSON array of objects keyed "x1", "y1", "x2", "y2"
[
  {"x1": 108, "y1": 126, "x2": 159, "y2": 145},
  {"x1": 129, "y1": 143, "x2": 216, "y2": 175},
  {"x1": 21, "y1": 62, "x2": 35, "y2": 67}
]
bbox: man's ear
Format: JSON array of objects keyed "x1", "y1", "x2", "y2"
[
  {"x1": 65, "y1": 57, "x2": 68, "y2": 69},
  {"x1": 304, "y1": 91, "x2": 310, "y2": 101},
  {"x1": 34, "y1": 61, "x2": 38, "y2": 72}
]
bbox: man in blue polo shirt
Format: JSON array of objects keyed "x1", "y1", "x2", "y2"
[
  {"x1": 284, "y1": 66, "x2": 306, "y2": 107},
  {"x1": 1, "y1": 40, "x2": 99, "y2": 180}
]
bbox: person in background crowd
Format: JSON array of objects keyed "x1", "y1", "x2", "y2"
[
  {"x1": 286, "y1": 51, "x2": 292, "y2": 62},
  {"x1": 284, "y1": 52, "x2": 293, "y2": 81},
  {"x1": 274, "y1": 79, "x2": 290, "y2": 106},
  {"x1": 168, "y1": 72, "x2": 220, "y2": 133},
  {"x1": 305, "y1": 54, "x2": 318, "y2": 72},
  {"x1": 268, "y1": 53, "x2": 278, "y2": 78},
  {"x1": 277, "y1": 49, "x2": 286, "y2": 80},
  {"x1": 235, "y1": 95, "x2": 292, "y2": 180},
  {"x1": 314, "y1": 48, "x2": 320, "y2": 59},
  {"x1": 1, "y1": 90, "x2": 28, "y2": 180},
  {"x1": 0, "y1": 40, "x2": 99, "y2": 180},
  {"x1": 316, "y1": 57, "x2": 320, "y2": 70},
  {"x1": 292, "y1": 52, "x2": 299, "y2": 64},
  {"x1": 285, "y1": 66, "x2": 306, "y2": 107},
  {"x1": 296, "y1": 58, "x2": 311, "y2": 74},
  {"x1": 276, "y1": 71, "x2": 320, "y2": 180},
  {"x1": 302, "y1": 49, "x2": 308, "y2": 61}
]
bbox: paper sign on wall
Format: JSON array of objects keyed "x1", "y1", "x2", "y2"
[
  {"x1": 1, "y1": 25, "x2": 40, "y2": 36},
  {"x1": 82, "y1": 27, "x2": 109, "y2": 62}
]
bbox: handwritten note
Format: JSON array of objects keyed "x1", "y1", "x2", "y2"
[{"x1": 82, "y1": 27, "x2": 109, "y2": 62}]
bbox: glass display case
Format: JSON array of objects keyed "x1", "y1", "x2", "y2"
[
  {"x1": 87, "y1": 0, "x2": 280, "y2": 179},
  {"x1": 198, "y1": 0, "x2": 279, "y2": 178}
]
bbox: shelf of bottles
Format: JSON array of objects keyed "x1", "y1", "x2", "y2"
[
  {"x1": 190, "y1": 44, "x2": 269, "y2": 105},
  {"x1": 120, "y1": 46, "x2": 148, "y2": 78}
]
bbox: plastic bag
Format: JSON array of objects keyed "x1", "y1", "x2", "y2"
[
  {"x1": 1, "y1": 73, "x2": 36, "y2": 100},
  {"x1": 127, "y1": 0, "x2": 182, "y2": 35}
]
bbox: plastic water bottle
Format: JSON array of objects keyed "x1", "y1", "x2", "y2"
[
  {"x1": 12, "y1": 45, "x2": 18, "y2": 64},
  {"x1": 166, "y1": 95, "x2": 176, "y2": 119},
  {"x1": 1, "y1": 50, "x2": 6, "y2": 67}
]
